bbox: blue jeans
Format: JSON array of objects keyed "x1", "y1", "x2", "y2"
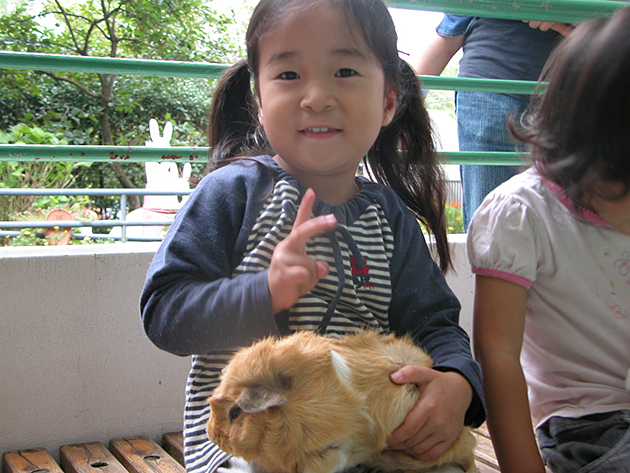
[
  {"x1": 456, "y1": 91, "x2": 527, "y2": 230},
  {"x1": 536, "y1": 410, "x2": 630, "y2": 472}
]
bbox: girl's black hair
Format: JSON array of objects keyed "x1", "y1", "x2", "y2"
[
  {"x1": 510, "y1": 5, "x2": 630, "y2": 208},
  {"x1": 206, "y1": 0, "x2": 450, "y2": 271},
  {"x1": 207, "y1": 59, "x2": 273, "y2": 164}
]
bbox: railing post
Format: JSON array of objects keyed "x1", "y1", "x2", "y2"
[{"x1": 120, "y1": 193, "x2": 128, "y2": 243}]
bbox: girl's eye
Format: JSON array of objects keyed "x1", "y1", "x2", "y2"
[
  {"x1": 279, "y1": 71, "x2": 300, "y2": 80},
  {"x1": 335, "y1": 68, "x2": 357, "y2": 78}
]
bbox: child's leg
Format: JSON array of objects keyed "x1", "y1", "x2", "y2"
[{"x1": 536, "y1": 410, "x2": 630, "y2": 473}]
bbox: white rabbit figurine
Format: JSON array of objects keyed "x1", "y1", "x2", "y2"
[
  {"x1": 143, "y1": 119, "x2": 191, "y2": 211},
  {"x1": 145, "y1": 118, "x2": 173, "y2": 148}
]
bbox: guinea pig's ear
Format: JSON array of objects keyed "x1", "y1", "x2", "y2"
[{"x1": 236, "y1": 385, "x2": 287, "y2": 414}]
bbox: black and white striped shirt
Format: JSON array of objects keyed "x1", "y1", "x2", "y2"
[{"x1": 140, "y1": 156, "x2": 484, "y2": 473}]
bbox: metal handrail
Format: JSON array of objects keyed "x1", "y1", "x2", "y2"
[
  {"x1": 1, "y1": 0, "x2": 627, "y2": 172},
  {"x1": 0, "y1": 51, "x2": 540, "y2": 95},
  {"x1": 0, "y1": 181, "x2": 466, "y2": 243},
  {"x1": 0, "y1": 145, "x2": 523, "y2": 166},
  {"x1": 1, "y1": 188, "x2": 192, "y2": 243},
  {"x1": 390, "y1": 0, "x2": 624, "y2": 23}
]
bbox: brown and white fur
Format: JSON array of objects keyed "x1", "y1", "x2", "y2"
[{"x1": 207, "y1": 331, "x2": 477, "y2": 473}]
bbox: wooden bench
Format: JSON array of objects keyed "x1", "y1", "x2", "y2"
[
  {"x1": 3, "y1": 433, "x2": 184, "y2": 473},
  {"x1": 471, "y1": 425, "x2": 501, "y2": 472},
  {"x1": 4, "y1": 429, "x2": 501, "y2": 473}
]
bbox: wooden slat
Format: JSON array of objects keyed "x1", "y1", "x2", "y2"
[
  {"x1": 109, "y1": 437, "x2": 185, "y2": 473},
  {"x1": 475, "y1": 462, "x2": 500, "y2": 473},
  {"x1": 160, "y1": 433, "x2": 184, "y2": 468},
  {"x1": 473, "y1": 438, "x2": 500, "y2": 470},
  {"x1": 60, "y1": 442, "x2": 128, "y2": 473},
  {"x1": 3, "y1": 448, "x2": 64, "y2": 473},
  {"x1": 472, "y1": 424, "x2": 500, "y2": 472}
]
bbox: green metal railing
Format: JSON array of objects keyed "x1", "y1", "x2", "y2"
[
  {"x1": 392, "y1": 0, "x2": 623, "y2": 23},
  {"x1": 0, "y1": 144, "x2": 520, "y2": 165},
  {"x1": 1, "y1": 0, "x2": 628, "y2": 167}
]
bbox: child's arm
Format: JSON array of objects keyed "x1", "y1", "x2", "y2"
[
  {"x1": 383, "y1": 194, "x2": 484, "y2": 460},
  {"x1": 473, "y1": 275, "x2": 546, "y2": 473},
  {"x1": 413, "y1": 31, "x2": 463, "y2": 77},
  {"x1": 141, "y1": 168, "x2": 337, "y2": 356},
  {"x1": 387, "y1": 366, "x2": 473, "y2": 461},
  {"x1": 523, "y1": 20, "x2": 574, "y2": 36},
  {"x1": 140, "y1": 169, "x2": 276, "y2": 356}
]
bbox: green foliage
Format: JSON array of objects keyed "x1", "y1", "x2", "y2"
[
  {"x1": 422, "y1": 56, "x2": 459, "y2": 120},
  {"x1": 0, "y1": 123, "x2": 91, "y2": 220},
  {"x1": 420, "y1": 201, "x2": 464, "y2": 235},
  {"x1": 1, "y1": 122, "x2": 65, "y2": 144},
  {"x1": 4, "y1": 199, "x2": 104, "y2": 247},
  {"x1": 1, "y1": 0, "x2": 239, "y2": 203},
  {"x1": 1, "y1": 0, "x2": 242, "y2": 61},
  {"x1": 444, "y1": 201, "x2": 464, "y2": 234},
  {"x1": 6, "y1": 228, "x2": 43, "y2": 246}
]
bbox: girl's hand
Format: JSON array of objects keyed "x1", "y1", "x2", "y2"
[
  {"x1": 386, "y1": 366, "x2": 473, "y2": 461},
  {"x1": 523, "y1": 20, "x2": 574, "y2": 36},
  {"x1": 268, "y1": 188, "x2": 337, "y2": 313}
]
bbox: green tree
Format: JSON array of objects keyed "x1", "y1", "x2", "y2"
[
  {"x1": 1, "y1": 0, "x2": 240, "y2": 206},
  {"x1": 0, "y1": 123, "x2": 89, "y2": 221}
]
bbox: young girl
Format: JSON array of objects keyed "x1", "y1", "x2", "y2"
[
  {"x1": 468, "y1": 7, "x2": 630, "y2": 473},
  {"x1": 141, "y1": 1, "x2": 484, "y2": 472}
]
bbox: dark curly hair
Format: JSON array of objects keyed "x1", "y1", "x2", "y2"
[{"x1": 510, "y1": 6, "x2": 630, "y2": 208}]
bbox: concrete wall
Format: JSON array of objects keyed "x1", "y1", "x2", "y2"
[
  {"x1": 0, "y1": 243, "x2": 190, "y2": 459},
  {"x1": 0, "y1": 236, "x2": 474, "y2": 459}
]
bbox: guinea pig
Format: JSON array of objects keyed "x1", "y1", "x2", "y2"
[{"x1": 207, "y1": 330, "x2": 477, "y2": 473}]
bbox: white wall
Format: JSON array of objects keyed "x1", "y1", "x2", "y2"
[
  {"x1": 0, "y1": 237, "x2": 474, "y2": 459},
  {"x1": 0, "y1": 243, "x2": 190, "y2": 459}
]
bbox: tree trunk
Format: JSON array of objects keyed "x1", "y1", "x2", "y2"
[{"x1": 99, "y1": 72, "x2": 141, "y2": 209}]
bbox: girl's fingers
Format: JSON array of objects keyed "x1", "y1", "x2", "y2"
[
  {"x1": 267, "y1": 189, "x2": 336, "y2": 313},
  {"x1": 290, "y1": 214, "x2": 338, "y2": 247},
  {"x1": 288, "y1": 189, "x2": 337, "y2": 249},
  {"x1": 293, "y1": 188, "x2": 316, "y2": 227},
  {"x1": 315, "y1": 260, "x2": 330, "y2": 279}
]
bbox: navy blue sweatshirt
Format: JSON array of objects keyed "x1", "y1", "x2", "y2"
[{"x1": 140, "y1": 156, "x2": 484, "y2": 473}]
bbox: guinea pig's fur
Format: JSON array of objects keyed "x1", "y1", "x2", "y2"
[{"x1": 207, "y1": 331, "x2": 477, "y2": 473}]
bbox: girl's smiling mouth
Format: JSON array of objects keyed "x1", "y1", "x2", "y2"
[{"x1": 300, "y1": 127, "x2": 341, "y2": 137}]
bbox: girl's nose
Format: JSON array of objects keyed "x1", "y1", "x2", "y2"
[{"x1": 300, "y1": 81, "x2": 336, "y2": 112}]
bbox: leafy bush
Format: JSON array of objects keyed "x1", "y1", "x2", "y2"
[
  {"x1": 420, "y1": 201, "x2": 464, "y2": 235},
  {"x1": 0, "y1": 123, "x2": 91, "y2": 221},
  {"x1": 444, "y1": 201, "x2": 464, "y2": 234}
]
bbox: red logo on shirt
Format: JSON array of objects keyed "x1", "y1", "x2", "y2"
[{"x1": 351, "y1": 256, "x2": 373, "y2": 289}]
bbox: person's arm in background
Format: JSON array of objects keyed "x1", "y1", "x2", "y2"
[
  {"x1": 523, "y1": 20, "x2": 574, "y2": 36},
  {"x1": 414, "y1": 31, "x2": 464, "y2": 76},
  {"x1": 473, "y1": 276, "x2": 546, "y2": 473}
]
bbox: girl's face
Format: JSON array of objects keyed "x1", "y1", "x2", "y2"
[{"x1": 256, "y1": 2, "x2": 395, "y2": 203}]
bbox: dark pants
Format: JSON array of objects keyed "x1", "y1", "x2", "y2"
[
  {"x1": 537, "y1": 410, "x2": 630, "y2": 472},
  {"x1": 455, "y1": 91, "x2": 526, "y2": 230}
]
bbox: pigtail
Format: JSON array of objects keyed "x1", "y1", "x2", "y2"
[
  {"x1": 205, "y1": 59, "x2": 273, "y2": 174},
  {"x1": 367, "y1": 60, "x2": 451, "y2": 272}
]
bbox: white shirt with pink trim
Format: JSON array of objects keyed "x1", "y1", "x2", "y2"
[{"x1": 467, "y1": 167, "x2": 630, "y2": 427}]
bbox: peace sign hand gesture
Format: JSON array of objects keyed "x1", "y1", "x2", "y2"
[{"x1": 268, "y1": 188, "x2": 338, "y2": 314}]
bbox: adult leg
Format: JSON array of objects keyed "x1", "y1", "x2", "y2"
[{"x1": 456, "y1": 91, "x2": 527, "y2": 230}]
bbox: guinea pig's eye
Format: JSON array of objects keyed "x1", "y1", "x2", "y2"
[{"x1": 229, "y1": 406, "x2": 242, "y2": 422}]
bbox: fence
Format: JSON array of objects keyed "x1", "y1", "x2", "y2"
[
  {"x1": 0, "y1": 188, "x2": 192, "y2": 243},
  {"x1": 0, "y1": 0, "x2": 627, "y2": 242}
]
